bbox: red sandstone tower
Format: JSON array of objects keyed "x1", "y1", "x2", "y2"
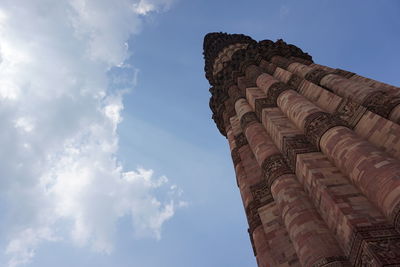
[{"x1": 203, "y1": 32, "x2": 400, "y2": 266}]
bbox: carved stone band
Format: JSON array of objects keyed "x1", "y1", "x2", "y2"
[
  {"x1": 333, "y1": 97, "x2": 366, "y2": 129},
  {"x1": 234, "y1": 133, "x2": 248, "y2": 149},
  {"x1": 240, "y1": 111, "x2": 259, "y2": 131},
  {"x1": 362, "y1": 91, "x2": 400, "y2": 119},
  {"x1": 348, "y1": 224, "x2": 400, "y2": 266},
  {"x1": 259, "y1": 61, "x2": 277, "y2": 75},
  {"x1": 333, "y1": 68, "x2": 355, "y2": 79},
  {"x1": 305, "y1": 68, "x2": 332, "y2": 86},
  {"x1": 261, "y1": 154, "x2": 292, "y2": 189},
  {"x1": 287, "y1": 74, "x2": 302, "y2": 89},
  {"x1": 310, "y1": 256, "x2": 349, "y2": 267},
  {"x1": 254, "y1": 97, "x2": 275, "y2": 119},
  {"x1": 228, "y1": 86, "x2": 245, "y2": 104},
  {"x1": 261, "y1": 81, "x2": 292, "y2": 109},
  {"x1": 250, "y1": 180, "x2": 274, "y2": 205},
  {"x1": 246, "y1": 180, "x2": 274, "y2": 238},
  {"x1": 282, "y1": 135, "x2": 318, "y2": 171},
  {"x1": 245, "y1": 200, "x2": 263, "y2": 235},
  {"x1": 391, "y1": 202, "x2": 400, "y2": 232},
  {"x1": 271, "y1": 56, "x2": 295, "y2": 70},
  {"x1": 304, "y1": 112, "x2": 347, "y2": 149}
]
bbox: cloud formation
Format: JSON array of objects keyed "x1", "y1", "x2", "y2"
[{"x1": 0, "y1": 0, "x2": 181, "y2": 266}]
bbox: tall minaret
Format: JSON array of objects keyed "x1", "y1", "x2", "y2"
[{"x1": 203, "y1": 32, "x2": 400, "y2": 266}]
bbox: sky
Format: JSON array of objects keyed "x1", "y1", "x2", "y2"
[{"x1": 0, "y1": 0, "x2": 399, "y2": 266}]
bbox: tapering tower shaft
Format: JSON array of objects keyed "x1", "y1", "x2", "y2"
[{"x1": 204, "y1": 32, "x2": 400, "y2": 266}]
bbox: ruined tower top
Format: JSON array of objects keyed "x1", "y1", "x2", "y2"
[
  {"x1": 203, "y1": 32, "x2": 256, "y2": 84},
  {"x1": 203, "y1": 33, "x2": 313, "y2": 136}
]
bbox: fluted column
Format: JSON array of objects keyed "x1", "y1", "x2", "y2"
[
  {"x1": 241, "y1": 68, "x2": 398, "y2": 265},
  {"x1": 277, "y1": 88, "x2": 400, "y2": 231},
  {"x1": 225, "y1": 100, "x2": 299, "y2": 266},
  {"x1": 268, "y1": 55, "x2": 400, "y2": 124},
  {"x1": 204, "y1": 32, "x2": 400, "y2": 266},
  {"x1": 230, "y1": 86, "x2": 347, "y2": 266},
  {"x1": 262, "y1": 58, "x2": 400, "y2": 163}
]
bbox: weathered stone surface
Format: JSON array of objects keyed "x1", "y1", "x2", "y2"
[{"x1": 204, "y1": 33, "x2": 400, "y2": 267}]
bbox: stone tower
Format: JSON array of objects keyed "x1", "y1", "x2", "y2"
[{"x1": 203, "y1": 32, "x2": 400, "y2": 266}]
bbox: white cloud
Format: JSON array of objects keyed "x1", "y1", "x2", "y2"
[
  {"x1": 132, "y1": 0, "x2": 175, "y2": 15},
  {"x1": 0, "y1": 0, "x2": 181, "y2": 266}
]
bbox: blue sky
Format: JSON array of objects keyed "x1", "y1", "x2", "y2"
[{"x1": 0, "y1": 1, "x2": 399, "y2": 267}]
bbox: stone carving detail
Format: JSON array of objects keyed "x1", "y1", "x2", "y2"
[
  {"x1": 224, "y1": 99, "x2": 236, "y2": 119},
  {"x1": 304, "y1": 112, "x2": 347, "y2": 149},
  {"x1": 365, "y1": 238, "x2": 400, "y2": 264},
  {"x1": 212, "y1": 43, "x2": 249, "y2": 75},
  {"x1": 282, "y1": 135, "x2": 317, "y2": 171},
  {"x1": 240, "y1": 112, "x2": 259, "y2": 131},
  {"x1": 253, "y1": 80, "x2": 292, "y2": 116},
  {"x1": 359, "y1": 252, "x2": 374, "y2": 267},
  {"x1": 348, "y1": 224, "x2": 400, "y2": 266},
  {"x1": 310, "y1": 256, "x2": 349, "y2": 267},
  {"x1": 204, "y1": 32, "x2": 256, "y2": 85},
  {"x1": 205, "y1": 34, "x2": 313, "y2": 137},
  {"x1": 243, "y1": 65, "x2": 263, "y2": 84},
  {"x1": 258, "y1": 39, "x2": 313, "y2": 63},
  {"x1": 263, "y1": 81, "x2": 292, "y2": 108},
  {"x1": 250, "y1": 180, "x2": 274, "y2": 205},
  {"x1": 287, "y1": 74, "x2": 303, "y2": 89},
  {"x1": 254, "y1": 97, "x2": 275, "y2": 119},
  {"x1": 304, "y1": 68, "x2": 332, "y2": 85},
  {"x1": 391, "y1": 202, "x2": 400, "y2": 232},
  {"x1": 259, "y1": 61, "x2": 277, "y2": 75},
  {"x1": 261, "y1": 154, "x2": 292, "y2": 188},
  {"x1": 334, "y1": 97, "x2": 367, "y2": 128},
  {"x1": 271, "y1": 56, "x2": 295, "y2": 70},
  {"x1": 237, "y1": 76, "x2": 256, "y2": 93},
  {"x1": 333, "y1": 68, "x2": 355, "y2": 79},
  {"x1": 234, "y1": 133, "x2": 248, "y2": 149},
  {"x1": 228, "y1": 85, "x2": 245, "y2": 104},
  {"x1": 362, "y1": 91, "x2": 400, "y2": 119},
  {"x1": 231, "y1": 147, "x2": 241, "y2": 167},
  {"x1": 246, "y1": 200, "x2": 263, "y2": 235},
  {"x1": 246, "y1": 180, "x2": 274, "y2": 235},
  {"x1": 290, "y1": 56, "x2": 313, "y2": 66}
]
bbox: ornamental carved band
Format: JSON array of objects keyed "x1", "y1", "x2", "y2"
[
  {"x1": 261, "y1": 154, "x2": 292, "y2": 188},
  {"x1": 250, "y1": 180, "x2": 273, "y2": 205},
  {"x1": 348, "y1": 224, "x2": 400, "y2": 266},
  {"x1": 304, "y1": 68, "x2": 332, "y2": 86},
  {"x1": 240, "y1": 112, "x2": 259, "y2": 131},
  {"x1": 254, "y1": 97, "x2": 275, "y2": 119},
  {"x1": 266, "y1": 81, "x2": 292, "y2": 105},
  {"x1": 245, "y1": 201, "x2": 263, "y2": 235},
  {"x1": 333, "y1": 97, "x2": 366, "y2": 128},
  {"x1": 246, "y1": 180, "x2": 274, "y2": 235},
  {"x1": 234, "y1": 133, "x2": 248, "y2": 149},
  {"x1": 392, "y1": 203, "x2": 400, "y2": 230},
  {"x1": 362, "y1": 91, "x2": 400, "y2": 118},
  {"x1": 282, "y1": 134, "x2": 317, "y2": 171},
  {"x1": 310, "y1": 256, "x2": 349, "y2": 267},
  {"x1": 260, "y1": 61, "x2": 277, "y2": 75},
  {"x1": 287, "y1": 73, "x2": 302, "y2": 89},
  {"x1": 304, "y1": 111, "x2": 347, "y2": 149},
  {"x1": 271, "y1": 56, "x2": 294, "y2": 70},
  {"x1": 204, "y1": 32, "x2": 400, "y2": 266}
]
